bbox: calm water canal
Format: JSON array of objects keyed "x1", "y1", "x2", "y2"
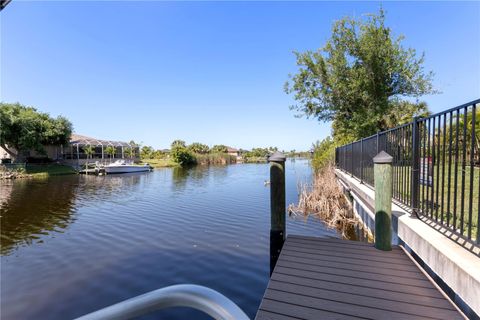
[{"x1": 1, "y1": 159, "x2": 339, "y2": 319}]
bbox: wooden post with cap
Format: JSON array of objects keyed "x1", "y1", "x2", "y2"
[{"x1": 373, "y1": 151, "x2": 393, "y2": 251}]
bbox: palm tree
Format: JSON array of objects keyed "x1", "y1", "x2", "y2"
[
  {"x1": 83, "y1": 145, "x2": 95, "y2": 172},
  {"x1": 105, "y1": 146, "x2": 116, "y2": 163},
  {"x1": 124, "y1": 147, "x2": 135, "y2": 159}
]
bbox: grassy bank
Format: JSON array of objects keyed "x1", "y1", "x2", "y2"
[
  {"x1": 243, "y1": 156, "x2": 267, "y2": 163},
  {"x1": 25, "y1": 164, "x2": 77, "y2": 178},
  {"x1": 141, "y1": 158, "x2": 179, "y2": 168}
]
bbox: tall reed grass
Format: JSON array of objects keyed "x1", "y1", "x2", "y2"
[
  {"x1": 194, "y1": 153, "x2": 236, "y2": 165},
  {"x1": 288, "y1": 164, "x2": 358, "y2": 238}
]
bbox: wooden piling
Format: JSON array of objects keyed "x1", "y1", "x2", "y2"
[
  {"x1": 268, "y1": 151, "x2": 286, "y2": 274},
  {"x1": 373, "y1": 151, "x2": 393, "y2": 251}
]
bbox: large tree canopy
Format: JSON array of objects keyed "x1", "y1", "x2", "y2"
[
  {"x1": 285, "y1": 9, "x2": 436, "y2": 141},
  {"x1": 0, "y1": 102, "x2": 73, "y2": 161}
]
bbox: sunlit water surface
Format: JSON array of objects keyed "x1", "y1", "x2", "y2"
[{"x1": 0, "y1": 160, "x2": 339, "y2": 319}]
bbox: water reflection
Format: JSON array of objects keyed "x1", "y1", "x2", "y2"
[
  {"x1": 0, "y1": 178, "x2": 77, "y2": 255},
  {"x1": 171, "y1": 166, "x2": 190, "y2": 191},
  {"x1": 0, "y1": 173, "x2": 149, "y2": 255}
]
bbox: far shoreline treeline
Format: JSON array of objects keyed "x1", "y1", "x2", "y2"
[
  {"x1": 140, "y1": 140, "x2": 311, "y2": 168},
  {"x1": 0, "y1": 102, "x2": 310, "y2": 177}
]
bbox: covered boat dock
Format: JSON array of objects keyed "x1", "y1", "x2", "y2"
[{"x1": 64, "y1": 134, "x2": 140, "y2": 166}]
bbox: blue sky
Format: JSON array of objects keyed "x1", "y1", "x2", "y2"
[{"x1": 1, "y1": 1, "x2": 479, "y2": 151}]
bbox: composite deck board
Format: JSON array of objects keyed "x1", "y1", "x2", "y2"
[
  {"x1": 270, "y1": 273, "x2": 454, "y2": 309},
  {"x1": 280, "y1": 248, "x2": 421, "y2": 271},
  {"x1": 280, "y1": 249, "x2": 421, "y2": 273},
  {"x1": 275, "y1": 260, "x2": 433, "y2": 287},
  {"x1": 279, "y1": 254, "x2": 426, "y2": 279},
  {"x1": 281, "y1": 245, "x2": 414, "y2": 266},
  {"x1": 256, "y1": 236, "x2": 464, "y2": 320}
]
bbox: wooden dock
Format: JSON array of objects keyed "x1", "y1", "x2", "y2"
[{"x1": 256, "y1": 235, "x2": 465, "y2": 320}]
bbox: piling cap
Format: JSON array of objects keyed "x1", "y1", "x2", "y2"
[
  {"x1": 373, "y1": 151, "x2": 393, "y2": 164},
  {"x1": 268, "y1": 151, "x2": 286, "y2": 162}
]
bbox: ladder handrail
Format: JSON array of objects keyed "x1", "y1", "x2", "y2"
[{"x1": 74, "y1": 284, "x2": 249, "y2": 320}]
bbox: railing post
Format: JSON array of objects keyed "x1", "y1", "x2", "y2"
[
  {"x1": 376, "y1": 132, "x2": 380, "y2": 154},
  {"x1": 373, "y1": 151, "x2": 393, "y2": 251},
  {"x1": 360, "y1": 138, "x2": 364, "y2": 183},
  {"x1": 268, "y1": 151, "x2": 286, "y2": 275},
  {"x1": 350, "y1": 143, "x2": 354, "y2": 177},
  {"x1": 411, "y1": 117, "x2": 421, "y2": 218}
]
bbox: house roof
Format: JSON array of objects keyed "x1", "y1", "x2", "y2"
[
  {"x1": 227, "y1": 147, "x2": 238, "y2": 152},
  {"x1": 69, "y1": 134, "x2": 134, "y2": 148}
]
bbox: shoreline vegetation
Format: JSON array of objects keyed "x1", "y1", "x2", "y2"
[
  {"x1": 1, "y1": 126, "x2": 311, "y2": 178},
  {"x1": 0, "y1": 164, "x2": 76, "y2": 180},
  {"x1": 288, "y1": 164, "x2": 366, "y2": 240}
]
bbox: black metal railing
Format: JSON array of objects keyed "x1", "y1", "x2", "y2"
[{"x1": 335, "y1": 99, "x2": 480, "y2": 244}]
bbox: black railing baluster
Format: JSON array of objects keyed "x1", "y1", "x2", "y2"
[
  {"x1": 436, "y1": 115, "x2": 441, "y2": 221},
  {"x1": 412, "y1": 117, "x2": 421, "y2": 217},
  {"x1": 402, "y1": 127, "x2": 405, "y2": 202},
  {"x1": 453, "y1": 110, "x2": 460, "y2": 229},
  {"x1": 447, "y1": 112, "x2": 453, "y2": 226},
  {"x1": 360, "y1": 138, "x2": 364, "y2": 183},
  {"x1": 441, "y1": 114, "x2": 447, "y2": 224},
  {"x1": 460, "y1": 108, "x2": 467, "y2": 235},
  {"x1": 426, "y1": 119, "x2": 433, "y2": 218},
  {"x1": 408, "y1": 124, "x2": 412, "y2": 207},
  {"x1": 421, "y1": 120, "x2": 426, "y2": 215},
  {"x1": 431, "y1": 118, "x2": 436, "y2": 217},
  {"x1": 468, "y1": 105, "x2": 475, "y2": 239}
]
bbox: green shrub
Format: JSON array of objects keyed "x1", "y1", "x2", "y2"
[
  {"x1": 243, "y1": 148, "x2": 269, "y2": 161},
  {"x1": 171, "y1": 146, "x2": 196, "y2": 166},
  {"x1": 311, "y1": 137, "x2": 337, "y2": 171}
]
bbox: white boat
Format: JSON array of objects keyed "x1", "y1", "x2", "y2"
[{"x1": 104, "y1": 160, "x2": 152, "y2": 174}]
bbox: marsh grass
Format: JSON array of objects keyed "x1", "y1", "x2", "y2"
[
  {"x1": 194, "y1": 153, "x2": 236, "y2": 165},
  {"x1": 288, "y1": 164, "x2": 358, "y2": 238}
]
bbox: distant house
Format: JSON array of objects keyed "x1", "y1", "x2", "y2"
[
  {"x1": 1, "y1": 133, "x2": 140, "y2": 165},
  {"x1": 65, "y1": 133, "x2": 140, "y2": 166},
  {"x1": 227, "y1": 147, "x2": 239, "y2": 157}
]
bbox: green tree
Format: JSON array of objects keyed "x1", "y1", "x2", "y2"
[
  {"x1": 153, "y1": 149, "x2": 168, "y2": 159},
  {"x1": 171, "y1": 146, "x2": 196, "y2": 166},
  {"x1": 171, "y1": 140, "x2": 186, "y2": 148},
  {"x1": 105, "y1": 146, "x2": 116, "y2": 161},
  {"x1": 141, "y1": 146, "x2": 154, "y2": 159},
  {"x1": 188, "y1": 142, "x2": 210, "y2": 154},
  {"x1": 124, "y1": 147, "x2": 135, "y2": 159},
  {"x1": 129, "y1": 140, "x2": 140, "y2": 147},
  {"x1": 0, "y1": 102, "x2": 73, "y2": 162},
  {"x1": 211, "y1": 145, "x2": 228, "y2": 153},
  {"x1": 244, "y1": 148, "x2": 270, "y2": 160},
  {"x1": 83, "y1": 145, "x2": 95, "y2": 161},
  {"x1": 311, "y1": 137, "x2": 338, "y2": 171},
  {"x1": 82, "y1": 145, "x2": 95, "y2": 172},
  {"x1": 439, "y1": 109, "x2": 480, "y2": 164},
  {"x1": 285, "y1": 9, "x2": 436, "y2": 141}
]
